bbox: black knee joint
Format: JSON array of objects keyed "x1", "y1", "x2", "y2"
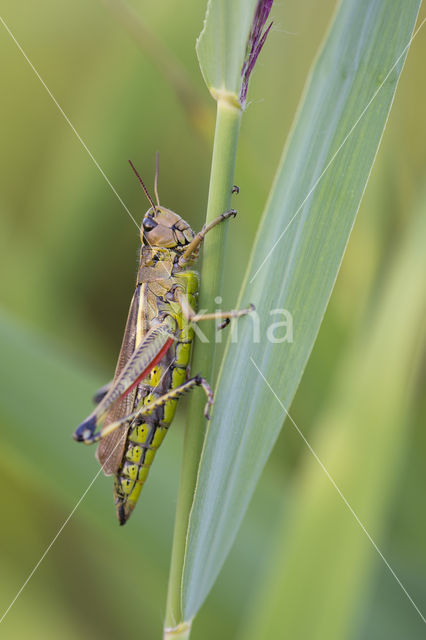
[{"x1": 73, "y1": 415, "x2": 97, "y2": 443}]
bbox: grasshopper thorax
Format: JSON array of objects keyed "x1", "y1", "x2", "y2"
[{"x1": 141, "y1": 206, "x2": 195, "y2": 251}]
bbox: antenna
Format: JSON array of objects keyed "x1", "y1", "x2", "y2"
[
  {"x1": 154, "y1": 151, "x2": 160, "y2": 206},
  {"x1": 128, "y1": 160, "x2": 157, "y2": 212}
]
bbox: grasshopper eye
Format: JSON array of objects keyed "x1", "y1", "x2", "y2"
[{"x1": 143, "y1": 217, "x2": 157, "y2": 232}]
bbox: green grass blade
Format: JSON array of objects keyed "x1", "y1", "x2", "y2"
[
  {"x1": 240, "y1": 194, "x2": 426, "y2": 640},
  {"x1": 196, "y1": 0, "x2": 258, "y2": 101},
  {"x1": 181, "y1": 0, "x2": 421, "y2": 620}
]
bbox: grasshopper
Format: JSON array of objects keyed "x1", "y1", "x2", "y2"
[{"x1": 74, "y1": 158, "x2": 253, "y2": 524}]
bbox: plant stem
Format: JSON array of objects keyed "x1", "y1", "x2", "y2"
[
  {"x1": 163, "y1": 621, "x2": 192, "y2": 640},
  {"x1": 165, "y1": 97, "x2": 242, "y2": 631}
]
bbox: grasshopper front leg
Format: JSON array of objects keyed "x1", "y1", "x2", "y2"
[{"x1": 178, "y1": 209, "x2": 237, "y2": 267}]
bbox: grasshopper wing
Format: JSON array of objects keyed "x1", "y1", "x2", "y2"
[
  {"x1": 96, "y1": 288, "x2": 176, "y2": 475},
  {"x1": 97, "y1": 288, "x2": 141, "y2": 475}
]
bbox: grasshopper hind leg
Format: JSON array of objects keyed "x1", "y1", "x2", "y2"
[{"x1": 93, "y1": 382, "x2": 112, "y2": 404}]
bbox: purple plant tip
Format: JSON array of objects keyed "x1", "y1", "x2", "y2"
[{"x1": 240, "y1": 0, "x2": 274, "y2": 106}]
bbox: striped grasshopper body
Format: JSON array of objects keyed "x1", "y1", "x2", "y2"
[{"x1": 74, "y1": 162, "x2": 252, "y2": 524}]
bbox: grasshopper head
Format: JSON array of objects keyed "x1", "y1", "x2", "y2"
[
  {"x1": 141, "y1": 206, "x2": 195, "y2": 249},
  {"x1": 128, "y1": 159, "x2": 195, "y2": 252}
]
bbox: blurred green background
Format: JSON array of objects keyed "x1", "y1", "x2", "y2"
[{"x1": 0, "y1": 1, "x2": 425, "y2": 638}]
